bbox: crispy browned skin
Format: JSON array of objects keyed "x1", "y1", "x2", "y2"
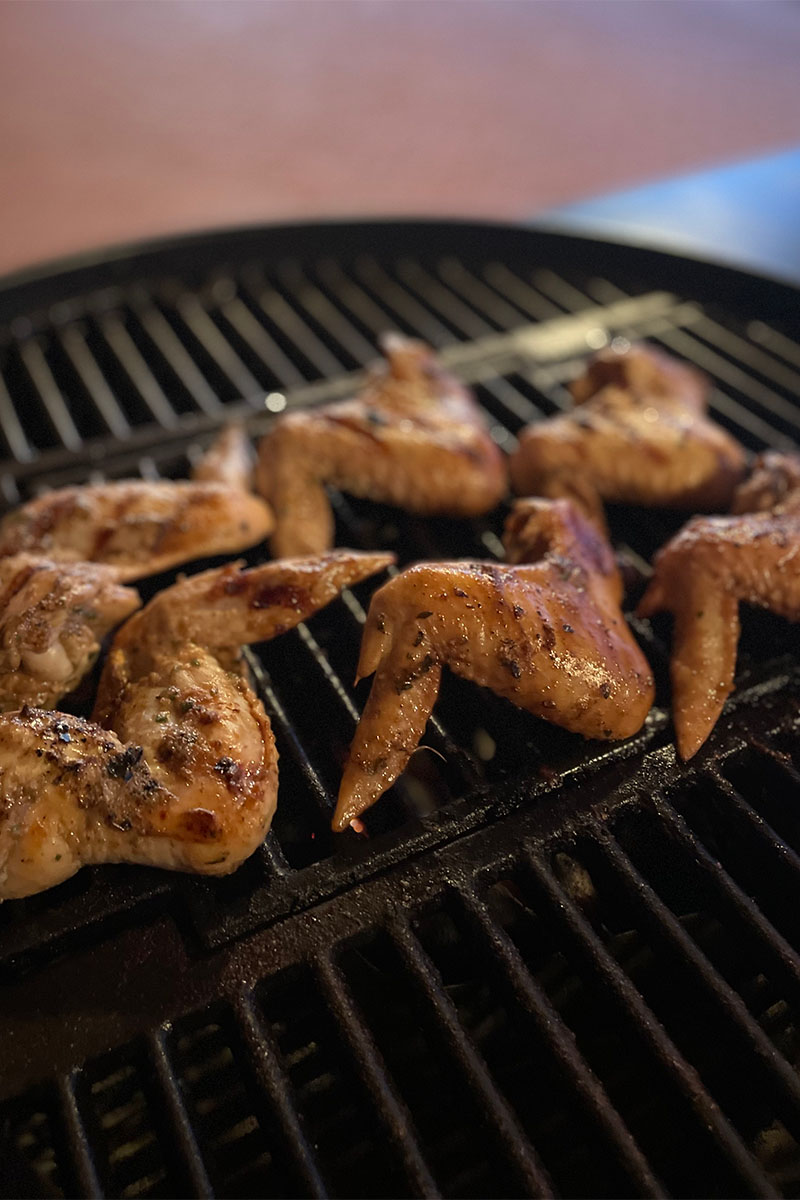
[
  {"x1": 0, "y1": 551, "x2": 393, "y2": 898},
  {"x1": 0, "y1": 555, "x2": 140, "y2": 711},
  {"x1": 334, "y1": 498, "x2": 653, "y2": 831},
  {"x1": 257, "y1": 333, "x2": 507, "y2": 557},
  {"x1": 192, "y1": 423, "x2": 254, "y2": 492},
  {"x1": 0, "y1": 478, "x2": 273, "y2": 581},
  {"x1": 509, "y1": 343, "x2": 747, "y2": 530},
  {"x1": 639, "y1": 452, "x2": 800, "y2": 760}
]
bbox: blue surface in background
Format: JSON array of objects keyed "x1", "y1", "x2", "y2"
[{"x1": 542, "y1": 147, "x2": 800, "y2": 287}]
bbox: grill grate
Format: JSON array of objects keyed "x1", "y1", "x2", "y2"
[{"x1": 2, "y1": 221, "x2": 800, "y2": 1197}]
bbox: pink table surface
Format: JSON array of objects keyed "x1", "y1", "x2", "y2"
[{"x1": 2, "y1": 0, "x2": 800, "y2": 278}]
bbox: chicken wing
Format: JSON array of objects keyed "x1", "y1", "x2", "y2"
[
  {"x1": 639, "y1": 452, "x2": 800, "y2": 759},
  {"x1": 0, "y1": 551, "x2": 393, "y2": 898},
  {"x1": 192, "y1": 423, "x2": 254, "y2": 492},
  {"x1": 257, "y1": 333, "x2": 507, "y2": 557},
  {"x1": 509, "y1": 343, "x2": 747, "y2": 530},
  {"x1": 0, "y1": 479, "x2": 273, "y2": 581},
  {"x1": 0, "y1": 555, "x2": 140, "y2": 712},
  {"x1": 333, "y1": 498, "x2": 653, "y2": 831}
]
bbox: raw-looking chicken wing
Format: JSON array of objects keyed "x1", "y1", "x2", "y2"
[
  {"x1": 0, "y1": 551, "x2": 393, "y2": 898},
  {"x1": 257, "y1": 333, "x2": 507, "y2": 557},
  {"x1": 0, "y1": 427, "x2": 272, "y2": 581},
  {"x1": 509, "y1": 343, "x2": 747, "y2": 531},
  {"x1": 333, "y1": 498, "x2": 654, "y2": 831},
  {"x1": 639, "y1": 451, "x2": 800, "y2": 760},
  {"x1": 0, "y1": 555, "x2": 140, "y2": 712}
]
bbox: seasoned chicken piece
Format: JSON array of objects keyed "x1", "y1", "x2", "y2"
[
  {"x1": 639, "y1": 451, "x2": 800, "y2": 760},
  {"x1": 192, "y1": 423, "x2": 254, "y2": 492},
  {"x1": 0, "y1": 555, "x2": 140, "y2": 712},
  {"x1": 0, "y1": 479, "x2": 273, "y2": 581},
  {"x1": 509, "y1": 343, "x2": 747, "y2": 530},
  {"x1": 0, "y1": 551, "x2": 393, "y2": 899},
  {"x1": 333, "y1": 498, "x2": 653, "y2": 831},
  {"x1": 257, "y1": 333, "x2": 507, "y2": 557}
]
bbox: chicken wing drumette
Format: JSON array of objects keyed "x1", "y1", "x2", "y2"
[
  {"x1": 0, "y1": 426, "x2": 272, "y2": 580},
  {"x1": 257, "y1": 333, "x2": 507, "y2": 557},
  {"x1": 0, "y1": 550, "x2": 393, "y2": 899},
  {"x1": 639, "y1": 452, "x2": 800, "y2": 760},
  {"x1": 333, "y1": 497, "x2": 654, "y2": 831},
  {"x1": 509, "y1": 343, "x2": 747, "y2": 531},
  {"x1": 0, "y1": 555, "x2": 140, "y2": 712}
]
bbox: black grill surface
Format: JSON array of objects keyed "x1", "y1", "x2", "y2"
[{"x1": 1, "y1": 220, "x2": 800, "y2": 1198}]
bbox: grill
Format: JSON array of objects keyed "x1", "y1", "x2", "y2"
[{"x1": 2, "y1": 219, "x2": 800, "y2": 1198}]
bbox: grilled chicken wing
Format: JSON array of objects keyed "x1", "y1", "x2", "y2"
[
  {"x1": 0, "y1": 551, "x2": 393, "y2": 898},
  {"x1": 333, "y1": 498, "x2": 653, "y2": 831},
  {"x1": 192, "y1": 423, "x2": 254, "y2": 492},
  {"x1": 0, "y1": 479, "x2": 273, "y2": 581},
  {"x1": 0, "y1": 555, "x2": 140, "y2": 712},
  {"x1": 509, "y1": 343, "x2": 747, "y2": 530},
  {"x1": 257, "y1": 333, "x2": 507, "y2": 557},
  {"x1": 639, "y1": 452, "x2": 800, "y2": 760}
]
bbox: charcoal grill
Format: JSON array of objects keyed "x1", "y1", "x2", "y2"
[{"x1": 2, "y1": 219, "x2": 800, "y2": 1198}]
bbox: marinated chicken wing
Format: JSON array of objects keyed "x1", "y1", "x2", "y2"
[
  {"x1": 333, "y1": 498, "x2": 653, "y2": 831},
  {"x1": 257, "y1": 333, "x2": 507, "y2": 557},
  {"x1": 0, "y1": 551, "x2": 393, "y2": 898},
  {"x1": 0, "y1": 479, "x2": 273, "y2": 581},
  {"x1": 0, "y1": 555, "x2": 140, "y2": 712},
  {"x1": 509, "y1": 343, "x2": 747, "y2": 530},
  {"x1": 192, "y1": 423, "x2": 254, "y2": 492},
  {"x1": 639, "y1": 452, "x2": 800, "y2": 760}
]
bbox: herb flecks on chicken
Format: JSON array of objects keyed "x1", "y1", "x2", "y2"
[
  {"x1": 509, "y1": 342, "x2": 747, "y2": 531},
  {"x1": 257, "y1": 333, "x2": 507, "y2": 557},
  {"x1": 639, "y1": 452, "x2": 800, "y2": 760},
  {"x1": 333, "y1": 498, "x2": 653, "y2": 832},
  {"x1": 0, "y1": 551, "x2": 393, "y2": 899}
]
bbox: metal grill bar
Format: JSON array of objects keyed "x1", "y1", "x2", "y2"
[
  {"x1": 276, "y1": 262, "x2": 378, "y2": 366},
  {"x1": 456, "y1": 885, "x2": 663, "y2": 1197},
  {"x1": 242, "y1": 274, "x2": 346, "y2": 378},
  {"x1": 522, "y1": 848, "x2": 778, "y2": 1197},
  {"x1": 242, "y1": 646, "x2": 335, "y2": 820},
  {"x1": 390, "y1": 913, "x2": 555, "y2": 1199},
  {"x1": 175, "y1": 294, "x2": 265, "y2": 402},
  {"x1": 0, "y1": 369, "x2": 34, "y2": 462},
  {"x1": 652, "y1": 794, "x2": 800, "y2": 999},
  {"x1": 232, "y1": 991, "x2": 327, "y2": 1198},
  {"x1": 314, "y1": 952, "x2": 440, "y2": 1198},
  {"x1": 215, "y1": 293, "x2": 307, "y2": 388},
  {"x1": 98, "y1": 313, "x2": 180, "y2": 429},
  {"x1": 352, "y1": 259, "x2": 453, "y2": 347},
  {"x1": 437, "y1": 258, "x2": 533, "y2": 329},
  {"x1": 481, "y1": 263, "x2": 563, "y2": 321},
  {"x1": 748, "y1": 320, "x2": 800, "y2": 370},
  {"x1": 592, "y1": 823, "x2": 800, "y2": 1139},
  {"x1": 134, "y1": 302, "x2": 222, "y2": 416},
  {"x1": 146, "y1": 1030, "x2": 214, "y2": 1198},
  {"x1": 58, "y1": 324, "x2": 131, "y2": 439},
  {"x1": 57, "y1": 1074, "x2": 103, "y2": 1199},
  {"x1": 17, "y1": 339, "x2": 82, "y2": 450},
  {"x1": 396, "y1": 260, "x2": 494, "y2": 339}
]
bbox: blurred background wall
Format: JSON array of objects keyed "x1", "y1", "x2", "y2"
[{"x1": 1, "y1": 0, "x2": 800, "y2": 276}]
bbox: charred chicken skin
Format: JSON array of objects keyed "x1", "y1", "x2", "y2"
[
  {"x1": 0, "y1": 427, "x2": 272, "y2": 581},
  {"x1": 509, "y1": 343, "x2": 747, "y2": 530},
  {"x1": 0, "y1": 551, "x2": 393, "y2": 899},
  {"x1": 639, "y1": 452, "x2": 800, "y2": 760},
  {"x1": 0, "y1": 555, "x2": 140, "y2": 712},
  {"x1": 333, "y1": 498, "x2": 654, "y2": 832},
  {"x1": 257, "y1": 333, "x2": 507, "y2": 557}
]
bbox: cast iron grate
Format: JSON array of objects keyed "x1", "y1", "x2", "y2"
[{"x1": 1, "y1": 222, "x2": 800, "y2": 1197}]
